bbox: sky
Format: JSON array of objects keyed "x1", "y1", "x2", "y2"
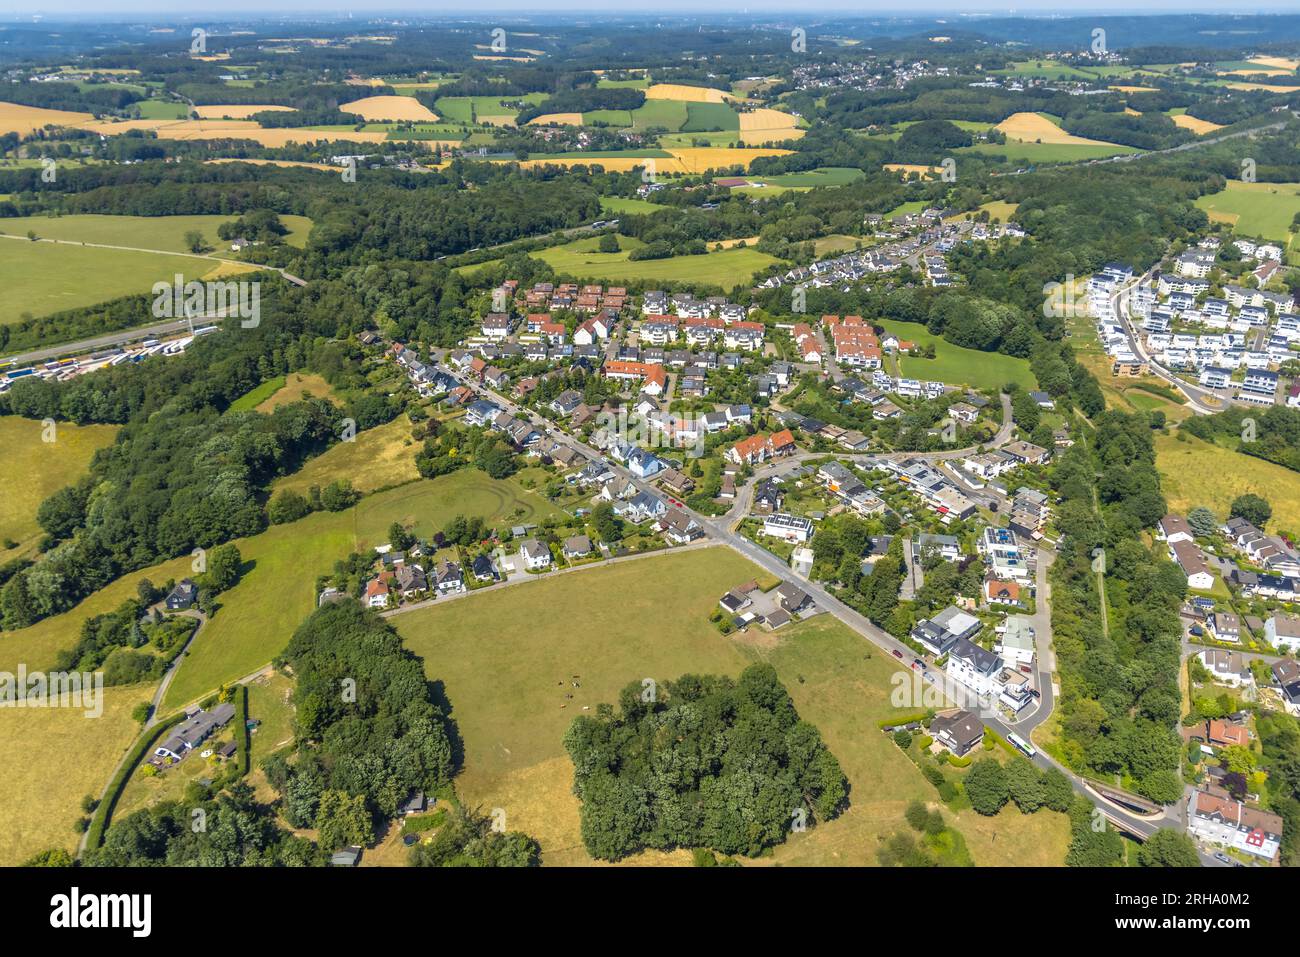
[{"x1": 1, "y1": 1, "x2": 1296, "y2": 17}]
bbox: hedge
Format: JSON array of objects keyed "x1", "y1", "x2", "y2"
[
  {"x1": 877, "y1": 712, "x2": 929, "y2": 729},
  {"x1": 234, "y1": 685, "x2": 250, "y2": 776},
  {"x1": 83, "y1": 711, "x2": 186, "y2": 853}
]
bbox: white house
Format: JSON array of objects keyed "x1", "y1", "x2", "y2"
[
  {"x1": 519, "y1": 538, "x2": 552, "y2": 570},
  {"x1": 762, "y1": 513, "x2": 813, "y2": 544}
]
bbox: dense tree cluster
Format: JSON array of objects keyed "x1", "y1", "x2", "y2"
[
  {"x1": 564, "y1": 664, "x2": 847, "y2": 860},
  {"x1": 261, "y1": 601, "x2": 456, "y2": 849},
  {"x1": 1048, "y1": 412, "x2": 1185, "y2": 803}
]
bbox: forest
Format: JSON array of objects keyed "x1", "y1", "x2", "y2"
[{"x1": 564, "y1": 664, "x2": 848, "y2": 860}]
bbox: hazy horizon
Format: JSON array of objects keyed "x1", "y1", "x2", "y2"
[{"x1": 2, "y1": 2, "x2": 1299, "y2": 20}]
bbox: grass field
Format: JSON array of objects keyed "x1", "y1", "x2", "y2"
[
  {"x1": 682, "y1": 101, "x2": 739, "y2": 132},
  {"x1": 599, "y1": 196, "x2": 664, "y2": 215},
  {"x1": 253, "y1": 371, "x2": 338, "y2": 412},
  {"x1": 272, "y1": 414, "x2": 419, "y2": 496},
  {"x1": 0, "y1": 682, "x2": 154, "y2": 866},
  {"x1": 1157, "y1": 432, "x2": 1300, "y2": 536},
  {"x1": 753, "y1": 166, "x2": 863, "y2": 188},
  {"x1": 1194, "y1": 181, "x2": 1300, "y2": 244},
  {"x1": 877, "y1": 318, "x2": 1037, "y2": 391},
  {"x1": 163, "y1": 469, "x2": 568, "y2": 708},
  {"x1": 135, "y1": 100, "x2": 190, "y2": 120},
  {"x1": 0, "y1": 213, "x2": 312, "y2": 253},
  {"x1": 0, "y1": 416, "x2": 118, "y2": 561},
  {"x1": 394, "y1": 546, "x2": 1069, "y2": 866},
  {"x1": 960, "y1": 141, "x2": 1138, "y2": 164},
  {"x1": 533, "y1": 233, "x2": 781, "y2": 288},
  {"x1": 0, "y1": 240, "x2": 260, "y2": 324}
]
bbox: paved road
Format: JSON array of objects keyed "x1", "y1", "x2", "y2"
[{"x1": 1109, "y1": 269, "x2": 1227, "y2": 414}]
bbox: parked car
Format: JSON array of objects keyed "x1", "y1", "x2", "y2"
[
  {"x1": 1214, "y1": 852, "x2": 1231, "y2": 865},
  {"x1": 1190, "y1": 625, "x2": 1204, "y2": 637}
]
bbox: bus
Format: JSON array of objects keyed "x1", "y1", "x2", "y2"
[{"x1": 1007, "y1": 732, "x2": 1037, "y2": 758}]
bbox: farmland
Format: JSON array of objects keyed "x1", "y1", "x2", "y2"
[
  {"x1": 1194, "y1": 180, "x2": 1300, "y2": 243},
  {"x1": 0, "y1": 416, "x2": 119, "y2": 561},
  {"x1": 0, "y1": 238, "x2": 260, "y2": 325},
  {"x1": 0, "y1": 212, "x2": 313, "y2": 253},
  {"x1": 532, "y1": 233, "x2": 781, "y2": 287},
  {"x1": 0, "y1": 100, "x2": 92, "y2": 136},
  {"x1": 340, "y1": 94, "x2": 440, "y2": 122}
]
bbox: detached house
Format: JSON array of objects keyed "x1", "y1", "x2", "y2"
[
  {"x1": 518, "y1": 538, "x2": 552, "y2": 570},
  {"x1": 929, "y1": 709, "x2": 984, "y2": 757}
]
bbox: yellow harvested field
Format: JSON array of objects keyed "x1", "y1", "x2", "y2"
[
  {"x1": 206, "y1": 158, "x2": 338, "y2": 171},
  {"x1": 1123, "y1": 107, "x2": 1142, "y2": 116},
  {"x1": 884, "y1": 163, "x2": 940, "y2": 178},
  {"x1": 516, "y1": 146, "x2": 790, "y2": 175},
  {"x1": 996, "y1": 111, "x2": 1117, "y2": 146},
  {"x1": 644, "y1": 83, "x2": 730, "y2": 102},
  {"x1": 77, "y1": 118, "x2": 394, "y2": 148},
  {"x1": 340, "y1": 94, "x2": 439, "y2": 122},
  {"x1": 0, "y1": 101, "x2": 93, "y2": 136},
  {"x1": 668, "y1": 146, "x2": 788, "y2": 173},
  {"x1": 1249, "y1": 56, "x2": 1300, "y2": 72},
  {"x1": 1224, "y1": 81, "x2": 1300, "y2": 93},
  {"x1": 737, "y1": 107, "x2": 804, "y2": 144},
  {"x1": 192, "y1": 104, "x2": 296, "y2": 119},
  {"x1": 1171, "y1": 113, "x2": 1224, "y2": 134},
  {"x1": 1109, "y1": 85, "x2": 1158, "y2": 93},
  {"x1": 526, "y1": 112, "x2": 584, "y2": 126}
]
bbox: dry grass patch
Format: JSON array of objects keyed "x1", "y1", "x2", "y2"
[
  {"x1": 272, "y1": 414, "x2": 419, "y2": 497},
  {"x1": 253, "y1": 372, "x2": 338, "y2": 413},
  {"x1": 0, "y1": 683, "x2": 154, "y2": 865}
]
